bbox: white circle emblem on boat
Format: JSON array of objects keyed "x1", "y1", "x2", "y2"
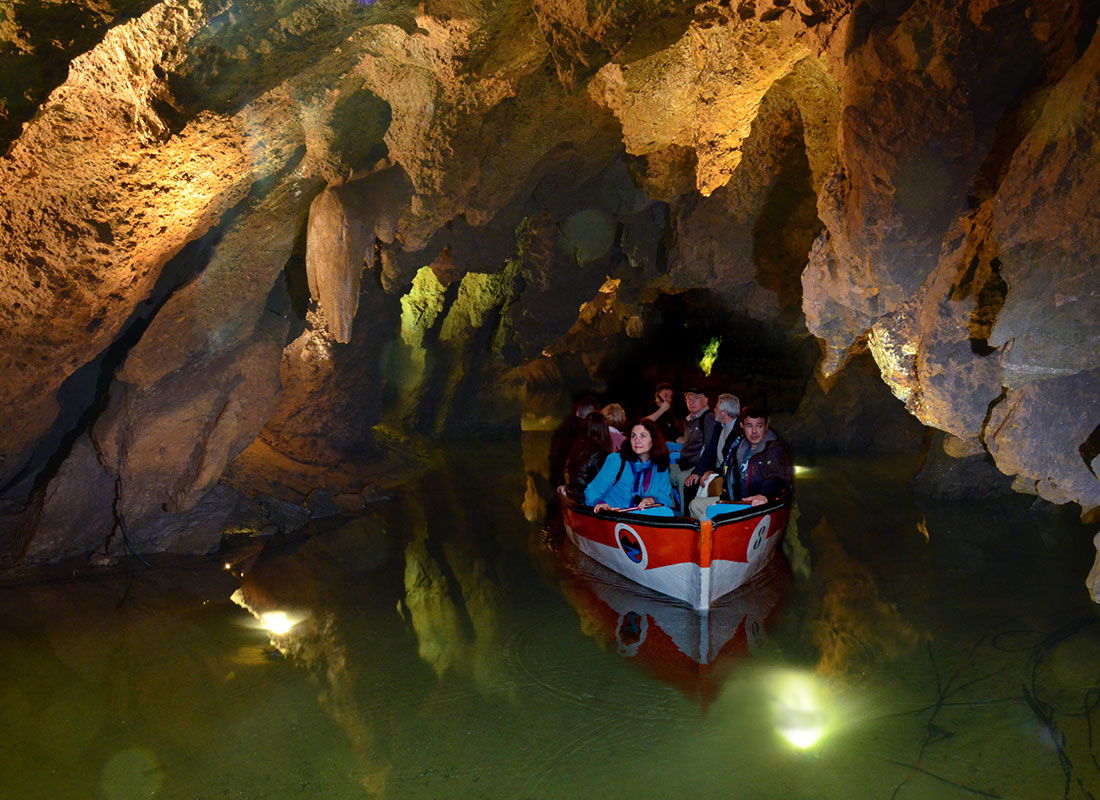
[
  {"x1": 749, "y1": 515, "x2": 771, "y2": 558},
  {"x1": 614, "y1": 523, "x2": 648, "y2": 569}
]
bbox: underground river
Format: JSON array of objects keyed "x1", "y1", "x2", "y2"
[{"x1": 1, "y1": 439, "x2": 1098, "y2": 799}]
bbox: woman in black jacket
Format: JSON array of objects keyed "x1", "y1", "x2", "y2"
[{"x1": 562, "y1": 412, "x2": 612, "y2": 503}]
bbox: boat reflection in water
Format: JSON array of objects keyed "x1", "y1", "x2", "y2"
[{"x1": 557, "y1": 547, "x2": 790, "y2": 706}]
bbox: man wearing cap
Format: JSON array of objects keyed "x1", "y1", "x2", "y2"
[{"x1": 669, "y1": 388, "x2": 717, "y2": 513}]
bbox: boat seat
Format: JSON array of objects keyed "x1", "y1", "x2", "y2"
[
  {"x1": 632, "y1": 506, "x2": 675, "y2": 518},
  {"x1": 668, "y1": 442, "x2": 682, "y2": 464},
  {"x1": 705, "y1": 502, "x2": 752, "y2": 519}
]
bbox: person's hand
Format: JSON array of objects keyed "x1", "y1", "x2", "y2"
[
  {"x1": 685, "y1": 473, "x2": 701, "y2": 487},
  {"x1": 746, "y1": 494, "x2": 768, "y2": 506},
  {"x1": 637, "y1": 497, "x2": 656, "y2": 509},
  {"x1": 594, "y1": 502, "x2": 612, "y2": 513},
  {"x1": 656, "y1": 399, "x2": 670, "y2": 413},
  {"x1": 676, "y1": 435, "x2": 686, "y2": 444}
]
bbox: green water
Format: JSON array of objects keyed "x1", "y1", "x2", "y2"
[{"x1": 1, "y1": 441, "x2": 1098, "y2": 799}]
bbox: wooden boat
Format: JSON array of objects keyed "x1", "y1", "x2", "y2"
[{"x1": 560, "y1": 494, "x2": 791, "y2": 610}]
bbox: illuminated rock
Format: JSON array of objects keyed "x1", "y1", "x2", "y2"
[
  {"x1": 92, "y1": 312, "x2": 288, "y2": 552},
  {"x1": 0, "y1": 0, "x2": 1098, "y2": 565}
]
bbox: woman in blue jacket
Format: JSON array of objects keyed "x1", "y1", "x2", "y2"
[{"x1": 585, "y1": 419, "x2": 674, "y2": 512}]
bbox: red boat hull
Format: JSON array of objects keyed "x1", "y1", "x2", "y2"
[{"x1": 561, "y1": 498, "x2": 790, "y2": 610}]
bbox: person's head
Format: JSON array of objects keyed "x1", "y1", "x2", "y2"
[
  {"x1": 684, "y1": 388, "x2": 709, "y2": 415},
  {"x1": 622, "y1": 419, "x2": 670, "y2": 470},
  {"x1": 583, "y1": 412, "x2": 611, "y2": 452},
  {"x1": 602, "y1": 403, "x2": 627, "y2": 430},
  {"x1": 715, "y1": 393, "x2": 741, "y2": 425},
  {"x1": 575, "y1": 395, "x2": 600, "y2": 419},
  {"x1": 740, "y1": 404, "x2": 770, "y2": 446},
  {"x1": 655, "y1": 383, "x2": 674, "y2": 405}
]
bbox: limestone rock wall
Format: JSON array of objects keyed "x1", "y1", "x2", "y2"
[
  {"x1": 803, "y1": 2, "x2": 1100, "y2": 511},
  {"x1": 0, "y1": 0, "x2": 1096, "y2": 567}
]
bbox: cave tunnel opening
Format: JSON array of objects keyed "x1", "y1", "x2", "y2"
[
  {"x1": 519, "y1": 107, "x2": 826, "y2": 438},
  {"x1": 590, "y1": 290, "x2": 822, "y2": 422}
]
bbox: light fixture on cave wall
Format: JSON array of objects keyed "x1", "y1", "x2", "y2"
[{"x1": 700, "y1": 337, "x2": 722, "y2": 377}]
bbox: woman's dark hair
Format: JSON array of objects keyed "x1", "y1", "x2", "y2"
[
  {"x1": 619, "y1": 418, "x2": 670, "y2": 471},
  {"x1": 583, "y1": 411, "x2": 612, "y2": 453}
]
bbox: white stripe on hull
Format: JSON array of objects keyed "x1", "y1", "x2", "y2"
[
  {"x1": 568, "y1": 516, "x2": 784, "y2": 610},
  {"x1": 568, "y1": 528, "x2": 781, "y2": 611},
  {"x1": 568, "y1": 530, "x2": 704, "y2": 607}
]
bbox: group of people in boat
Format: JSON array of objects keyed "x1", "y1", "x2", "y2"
[{"x1": 556, "y1": 385, "x2": 793, "y2": 518}]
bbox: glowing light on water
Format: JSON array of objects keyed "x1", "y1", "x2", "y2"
[
  {"x1": 229, "y1": 590, "x2": 307, "y2": 637},
  {"x1": 770, "y1": 671, "x2": 830, "y2": 749},
  {"x1": 260, "y1": 611, "x2": 298, "y2": 635},
  {"x1": 699, "y1": 337, "x2": 721, "y2": 376}
]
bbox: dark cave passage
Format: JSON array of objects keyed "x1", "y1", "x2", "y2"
[{"x1": 592, "y1": 290, "x2": 822, "y2": 420}]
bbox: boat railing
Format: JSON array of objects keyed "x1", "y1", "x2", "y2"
[
  {"x1": 561, "y1": 499, "x2": 702, "y2": 530},
  {"x1": 559, "y1": 490, "x2": 791, "y2": 529},
  {"x1": 708, "y1": 493, "x2": 792, "y2": 525}
]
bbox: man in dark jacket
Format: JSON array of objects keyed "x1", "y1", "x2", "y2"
[
  {"x1": 670, "y1": 388, "x2": 717, "y2": 512},
  {"x1": 690, "y1": 393, "x2": 742, "y2": 490},
  {"x1": 730, "y1": 405, "x2": 792, "y2": 505},
  {"x1": 689, "y1": 404, "x2": 792, "y2": 518}
]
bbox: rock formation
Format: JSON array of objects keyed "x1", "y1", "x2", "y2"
[{"x1": 0, "y1": 0, "x2": 1096, "y2": 574}]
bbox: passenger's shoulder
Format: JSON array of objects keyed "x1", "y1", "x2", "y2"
[{"x1": 767, "y1": 433, "x2": 792, "y2": 454}]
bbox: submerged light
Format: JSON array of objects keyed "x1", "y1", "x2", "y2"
[
  {"x1": 770, "y1": 671, "x2": 829, "y2": 749},
  {"x1": 699, "y1": 337, "x2": 721, "y2": 376},
  {"x1": 260, "y1": 611, "x2": 298, "y2": 635}
]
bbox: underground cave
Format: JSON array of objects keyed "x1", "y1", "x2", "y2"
[{"x1": 1, "y1": 0, "x2": 1099, "y2": 797}]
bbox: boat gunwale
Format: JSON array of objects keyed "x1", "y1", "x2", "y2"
[
  {"x1": 562, "y1": 494, "x2": 790, "y2": 531},
  {"x1": 709, "y1": 494, "x2": 791, "y2": 526}
]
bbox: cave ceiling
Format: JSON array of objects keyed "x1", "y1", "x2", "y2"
[{"x1": 0, "y1": 0, "x2": 1097, "y2": 563}]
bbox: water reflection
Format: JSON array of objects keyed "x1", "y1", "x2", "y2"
[
  {"x1": 2, "y1": 447, "x2": 1098, "y2": 798},
  {"x1": 223, "y1": 447, "x2": 1100, "y2": 798},
  {"x1": 556, "y1": 548, "x2": 790, "y2": 706},
  {"x1": 806, "y1": 517, "x2": 921, "y2": 679}
]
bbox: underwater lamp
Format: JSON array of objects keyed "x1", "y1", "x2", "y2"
[
  {"x1": 259, "y1": 611, "x2": 299, "y2": 635},
  {"x1": 770, "y1": 671, "x2": 830, "y2": 750}
]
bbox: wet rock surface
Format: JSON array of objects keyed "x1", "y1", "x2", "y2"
[{"x1": 0, "y1": 0, "x2": 1096, "y2": 567}]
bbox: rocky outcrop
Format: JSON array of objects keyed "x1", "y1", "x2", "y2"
[
  {"x1": 90, "y1": 311, "x2": 288, "y2": 553},
  {"x1": 0, "y1": 0, "x2": 1097, "y2": 568},
  {"x1": 0, "y1": 0, "x2": 305, "y2": 486},
  {"x1": 913, "y1": 431, "x2": 1015, "y2": 500},
  {"x1": 802, "y1": 2, "x2": 1099, "y2": 514}
]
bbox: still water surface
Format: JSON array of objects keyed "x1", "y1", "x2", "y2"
[{"x1": 1, "y1": 440, "x2": 1098, "y2": 799}]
